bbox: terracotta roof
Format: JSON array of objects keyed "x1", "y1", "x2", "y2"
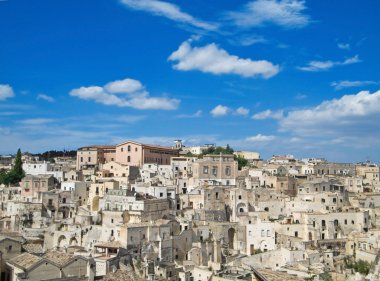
[
  {"x1": 116, "y1": 140, "x2": 178, "y2": 151},
  {"x1": 8, "y1": 253, "x2": 42, "y2": 270},
  {"x1": 78, "y1": 145, "x2": 116, "y2": 150}
]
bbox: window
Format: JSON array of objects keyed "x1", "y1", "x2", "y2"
[
  {"x1": 215, "y1": 192, "x2": 219, "y2": 199},
  {"x1": 160, "y1": 192, "x2": 163, "y2": 197},
  {"x1": 121, "y1": 148, "x2": 123, "y2": 152},
  {"x1": 203, "y1": 166, "x2": 208, "y2": 174},
  {"x1": 225, "y1": 166, "x2": 231, "y2": 176},
  {"x1": 261, "y1": 230, "x2": 265, "y2": 237},
  {"x1": 88, "y1": 157, "x2": 91, "y2": 162},
  {"x1": 238, "y1": 195, "x2": 242, "y2": 200},
  {"x1": 135, "y1": 147, "x2": 138, "y2": 152},
  {"x1": 345, "y1": 219, "x2": 347, "y2": 225},
  {"x1": 212, "y1": 166, "x2": 217, "y2": 176},
  {"x1": 128, "y1": 145, "x2": 131, "y2": 152},
  {"x1": 80, "y1": 157, "x2": 83, "y2": 162},
  {"x1": 127, "y1": 156, "x2": 131, "y2": 162}
]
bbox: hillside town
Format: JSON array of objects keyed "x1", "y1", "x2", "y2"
[{"x1": 0, "y1": 140, "x2": 379, "y2": 281}]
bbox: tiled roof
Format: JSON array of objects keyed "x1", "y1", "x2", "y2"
[
  {"x1": 22, "y1": 243, "x2": 44, "y2": 254},
  {"x1": 8, "y1": 253, "x2": 42, "y2": 270},
  {"x1": 43, "y1": 251, "x2": 73, "y2": 267}
]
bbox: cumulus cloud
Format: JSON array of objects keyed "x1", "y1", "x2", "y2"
[
  {"x1": 227, "y1": 0, "x2": 310, "y2": 29},
  {"x1": 280, "y1": 90, "x2": 380, "y2": 137},
  {"x1": 168, "y1": 39, "x2": 279, "y2": 78},
  {"x1": 298, "y1": 55, "x2": 361, "y2": 72},
  {"x1": 210, "y1": 105, "x2": 229, "y2": 117},
  {"x1": 331, "y1": 80, "x2": 378, "y2": 90},
  {"x1": 246, "y1": 134, "x2": 275, "y2": 142},
  {"x1": 120, "y1": 0, "x2": 218, "y2": 31},
  {"x1": 252, "y1": 109, "x2": 283, "y2": 120},
  {"x1": 104, "y1": 78, "x2": 144, "y2": 94},
  {"x1": 0, "y1": 84, "x2": 15, "y2": 100},
  {"x1": 69, "y1": 78, "x2": 180, "y2": 110},
  {"x1": 37, "y1": 94, "x2": 55, "y2": 102},
  {"x1": 235, "y1": 107, "x2": 250, "y2": 116}
]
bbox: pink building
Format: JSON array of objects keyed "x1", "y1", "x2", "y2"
[{"x1": 115, "y1": 141, "x2": 179, "y2": 167}]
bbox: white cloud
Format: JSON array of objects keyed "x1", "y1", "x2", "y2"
[
  {"x1": 177, "y1": 110, "x2": 203, "y2": 118},
  {"x1": 18, "y1": 118, "x2": 56, "y2": 125},
  {"x1": 252, "y1": 109, "x2": 283, "y2": 120},
  {"x1": 298, "y1": 55, "x2": 361, "y2": 72},
  {"x1": 337, "y1": 43, "x2": 350, "y2": 50},
  {"x1": 0, "y1": 84, "x2": 15, "y2": 100},
  {"x1": 246, "y1": 134, "x2": 275, "y2": 142},
  {"x1": 168, "y1": 39, "x2": 279, "y2": 78},
  {"x1": 69, "y1": 78, "x2": 180, "y2": 110},
  {"x1": 280, "y1": 90, "x2": 380, "y2": 137},
  {"x1": 227, "y1": 0, "x2": 310, "y2": 29},
  {"x1": 120, "y1": 0, "x2": 218, "y2": 31},
  {"x1": 104, "y1": 78, "x2": 144, "y2": 94},
  {"x1": 37, "y1": 94, "x2": 55, "y2": 102},
  {"x1": 210, "y1": 105, "x2": 229, "y2": 117},
  {"x1": 331, "y1": 80, "x2": 378, "y2": 90},
  {"x1": 235, "y1": 107, "x2": 250, "y2": 116}
]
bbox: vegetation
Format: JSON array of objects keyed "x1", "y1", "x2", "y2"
[
  {"x1": 319, "y1": 272, "x2": 332, "y2": 281},
  {"x1": 345, "y1": 258, "x2": 371, "y2": 275},
  {"x1": 201, "y1": 144, "x2": 234, "y2": 156},
  {"x1": 34, "y1": 149, "x2": 76, "y2": 161},
  {"x1": 235, "y1": 155, "x2": 248, "y2": 170},
  {"x1": 0, "y1": 149, "x2": 25, "y2": 186}
]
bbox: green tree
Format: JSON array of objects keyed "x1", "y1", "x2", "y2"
[
  {"x1": 201, "y1": 145, "x2": 234, "y2": 156},
  {"x1": 1, "y1": 149, "x2": 25, "y2": 186},
  {"x1": 235, "y1": 155, "x2": 248, "y2": 170},
  {"x1": 0, "y1": 169, "x2": 7, "y2": 185},
  {"x1": 13, "y1": 149, "x2": 24, "y2": 177}
]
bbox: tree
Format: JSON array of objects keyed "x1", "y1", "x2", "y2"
[
  {"x1": 14, "y1": 149, "x2": 24, "y2": 177},
  {"x1": 0, "y1": 149, "x2": 25, "y2": 186},
  {"x1": 236, "y1": 155, "x2": 248, "y2": 170}
]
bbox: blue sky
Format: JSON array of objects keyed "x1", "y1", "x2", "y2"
[{"x1": 0, "y1": 0, "x2": 379, "y2": 162}]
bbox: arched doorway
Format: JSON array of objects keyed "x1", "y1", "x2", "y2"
[{"x1": 58, "y1": 235, "x2": 68, "y2": 248}]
